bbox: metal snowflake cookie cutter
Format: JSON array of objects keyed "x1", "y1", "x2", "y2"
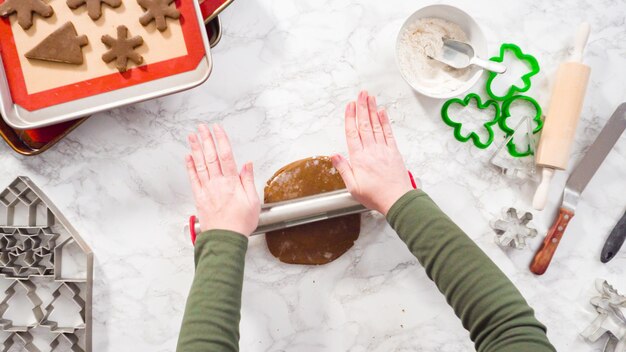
[
  {"x1": 40, "y1": 282, "x2": 86, "y2": 333},
  {"x1": 485, "y1": 43, "x2": 540, "y2": 101},
  {"x1": 2, "y1": 331, "x2": 39, "y2": 352},
  {"x1": 581, "y1": 279, "x2": 626, "y2": 351},
  {"x1": 491, "y1": 207, "x2": 538, "y2": 249},
  {"x1": 0, "y1": 280, "x2": 43, "y2": 332},
  {"x1": 441, "y1": 93, "x2": 501, "y2": 149},
  {"x1": 0, "y1": 177, "x2": 93, "y2": 351},
  {"x1": 489, "y1": 116, "x2": 537, "y2": 179}
]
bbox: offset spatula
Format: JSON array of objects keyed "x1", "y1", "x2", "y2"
[{"x1": 530, "y1": 103, "x2": 626, "y2": 275}]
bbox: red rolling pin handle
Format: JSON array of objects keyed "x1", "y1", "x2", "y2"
[
  {"x1": 530, "y1": 207, "x2": 575, "y2": 275},
  {"x1": 189, "y1": 171, "x2": 418, "y2": 245}
]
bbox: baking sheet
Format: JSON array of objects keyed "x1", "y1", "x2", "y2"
[{"x1": 0, "y1": 0, "x2": 205, "y2": 111}]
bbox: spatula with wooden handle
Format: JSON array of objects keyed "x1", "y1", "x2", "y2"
[{"x1": 530, "y1": 103, "x2": 626, "y2": 275}]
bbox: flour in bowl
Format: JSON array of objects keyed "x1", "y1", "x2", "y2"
[{"x1": 397, "y1": 17, "x2": 473, "y2": 95}]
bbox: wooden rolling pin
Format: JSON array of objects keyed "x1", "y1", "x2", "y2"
[{"x1": 533, "y1": 23, "x2": 591, "y2": 210}]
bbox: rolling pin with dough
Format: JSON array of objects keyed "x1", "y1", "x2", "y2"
[{"x1": 533, "y1": 23, "x2": 591, "y2": 210}]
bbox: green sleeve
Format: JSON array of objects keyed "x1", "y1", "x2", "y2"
[
  {"x1": 387, "y1": 190, "x2": 555, "y2": 352},
  {"x1": 177, "y1": 230, "x2": 248, "y2": 352}
]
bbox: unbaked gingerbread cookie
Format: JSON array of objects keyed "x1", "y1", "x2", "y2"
[
  {"x1": 66, "y1": 0, "x2": 122, "y2": 21},
  {"x1": 0, "y1": 0, "x2": 53, "y2": 30},
  {"x1": 26, "y1": 22, "x2": 89, "y2": 65},
  {"x1": 137, "y1": 0, "x2": 180, "y2": 32},
  {"x1": 101, "y1": 25, "x2": 144, "y2": 72}
]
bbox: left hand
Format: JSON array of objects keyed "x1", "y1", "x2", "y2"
[{"x1": 185, "y1": 124, "x2": 260, "y2": 236}]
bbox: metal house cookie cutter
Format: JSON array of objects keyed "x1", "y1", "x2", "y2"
[{"x1": 0, "y1": 177, "x2": 93, "y2": 351}]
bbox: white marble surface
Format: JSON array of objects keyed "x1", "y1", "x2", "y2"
[{"x1": 2, "y1": 0, "x2": 626, "y2": 350}]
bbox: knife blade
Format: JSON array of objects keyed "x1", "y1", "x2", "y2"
[
  {"x1": 601, "y1": 210, "x2": 626, "y2": 263},
  {"x1": 531, "y1": 103, "x2": 626, "y2": 275}
]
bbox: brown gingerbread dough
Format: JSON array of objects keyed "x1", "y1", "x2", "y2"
[
  {"x1": 137, "y1": 0, "x2": 180, "y2": 32},
  {"x1": 264, "y1": 156, "x2": 361, "y2": 265},
  {"x1": 25, "y1": 22, "x2": 89, "y2": 65},
  {"x1": 101, "y1": 25, "x2": 144, "y2": 72},
  {"x1": 66, "y1": 0, "x2": 122, "y2": 21},
  {"x1": 0, "y1": 0, "x2": 53, "y2": 30}
]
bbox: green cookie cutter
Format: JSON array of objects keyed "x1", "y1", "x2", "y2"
[
  {"x1": 485, "y1": 43, "x2": 540, "y2": 101},
  {"x1": 498, "y1": 95, "x2": 543, "y2": 158},
  {"x1": 441, "y1": 93, "x2": 501, "y2": 149}
]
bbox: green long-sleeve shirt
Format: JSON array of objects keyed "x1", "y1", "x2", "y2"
[{"x1": 177, "y1": 190, "x2": 555, "y2": 352}]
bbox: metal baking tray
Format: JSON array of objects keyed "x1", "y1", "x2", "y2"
[
  {"x1": 0, "y1": 117, "x2": 87, "y2": 156},
  {"x1": 0, "y1": 0, "x2": 213, "y2": 130},
  {"x1": 0, "y1": 13, "x2": 224, "y2": 156}
]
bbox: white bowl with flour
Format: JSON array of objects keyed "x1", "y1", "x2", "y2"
[{"x1": 396, "y1": 5, "x2": 487, "y2": 99}]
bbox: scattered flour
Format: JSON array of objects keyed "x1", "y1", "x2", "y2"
[{"x1": 397, "y1": 17, "x2": 473, "y2": 95}]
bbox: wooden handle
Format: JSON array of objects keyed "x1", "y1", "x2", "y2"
[
  {"x1": 571, "y1": 22, "x2": 590, "y2": 62},
  {"x1": 530, "y1": 207, "x2": 575, "y2": 275}
]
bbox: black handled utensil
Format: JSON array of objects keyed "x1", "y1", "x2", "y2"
[{"x1": 601, "y1": 210, "x2": 626, "y2": 263}]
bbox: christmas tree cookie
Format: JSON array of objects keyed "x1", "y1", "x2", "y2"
[{"x1": 25, "y1": 22, "x2": 89, "y2": 65}]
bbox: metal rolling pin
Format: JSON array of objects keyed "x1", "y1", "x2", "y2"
[{"x1": 188, "y1": 172, "x2": 418, "y2": 243}]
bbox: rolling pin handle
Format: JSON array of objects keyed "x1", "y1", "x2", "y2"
[
  {"x1": 571, "y1": 22, "x2": 590, "y2": 63},
  {"x1": 190, "y1": 215, "x2": 198, "y2": 245},
  {"x1": 533, "y1": 168, "x2": 555, "y2": 210}
]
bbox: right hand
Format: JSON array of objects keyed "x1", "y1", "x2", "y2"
[{"x1": 331, "y1": 91, "x2": 415, "y2": 216}]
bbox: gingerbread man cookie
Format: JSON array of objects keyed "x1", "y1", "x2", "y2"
[
  {"x1": 101, "y1": 25, "x2": 144, "y2": 72},
  {"x1": 137, "y1": 0, "x2": 180, "y2": 32},
  {"x1": 0, "y1": 0, "x2": 53, "y2": 30}
]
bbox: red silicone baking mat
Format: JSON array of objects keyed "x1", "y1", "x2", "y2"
[{"x1": 0, "y1": 0, "x2": 205, "y2": 111}]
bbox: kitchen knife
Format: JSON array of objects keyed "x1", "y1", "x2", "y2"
[
  {"x1": 601, "y1": 210, "x2": 626, "y2": 263},
  {"x1": 530, "y1": 103, "x2": 626, "y2": 275}
]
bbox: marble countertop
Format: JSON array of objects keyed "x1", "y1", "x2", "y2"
[{"x1": 2, "y1": 0, "x2": 626, "y2": 350}]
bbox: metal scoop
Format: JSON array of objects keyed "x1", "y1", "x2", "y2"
[{"x1": 432, "y1": 39, "x2": 507, "y2": 74}]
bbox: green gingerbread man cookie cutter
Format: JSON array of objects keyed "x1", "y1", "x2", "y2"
[
  {"x1": 498, "y1": 95, "x2": 543, "y2": 158},
  {"x1": 485, "y1": 43, "x2": 540, "y2": 101},
  {"x1": 441, "y1": 93, "x2": 501, "y2": 149}
]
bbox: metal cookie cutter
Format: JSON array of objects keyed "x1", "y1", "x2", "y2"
[
  {"x1": 0, "y1": 177, "x2": 93, "y2": 352},
  {"x1": 581, "y1": 279, "x2": 626, "y2": 352},
  {"x1": 2, "y1": 331, "x2": 39, "y2": 352},
  {"x1": 441, "y1": 93, "x2": 501, "y2": 149},
  {"x1": 498, "y1": 95, "x2": 543, "y2": 158},
  {"x1": 485, "y1": 43, "x2": 541, "y2": 101},
  {"x1": 489, "y1": 115, "x2": 537, "y2": 179},
  {"x1": 490, "y1": 207, "x2": 538, "y2": 249}
]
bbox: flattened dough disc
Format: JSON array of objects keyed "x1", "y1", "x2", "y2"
[{"x1": 264, "y1": 156, "x2": 361, "y2": 265}]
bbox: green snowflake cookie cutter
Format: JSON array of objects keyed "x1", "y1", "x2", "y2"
[
  {"x1": 498, "y1": 95, "x2": 543, "y2": 158},
  {"x1": 486, "y1": 43, "x2": 540, "y2": 101},
  {"x1": 441, "y1": 93, "x2": 501, "y2": 149}
]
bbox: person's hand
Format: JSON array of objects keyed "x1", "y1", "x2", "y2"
[
  {"x1": 331, "y1": 91, "x2": 414, "y2": 216},
  {"x1": 185, "y1": 124, "x2": 260, "y2": 236}
]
